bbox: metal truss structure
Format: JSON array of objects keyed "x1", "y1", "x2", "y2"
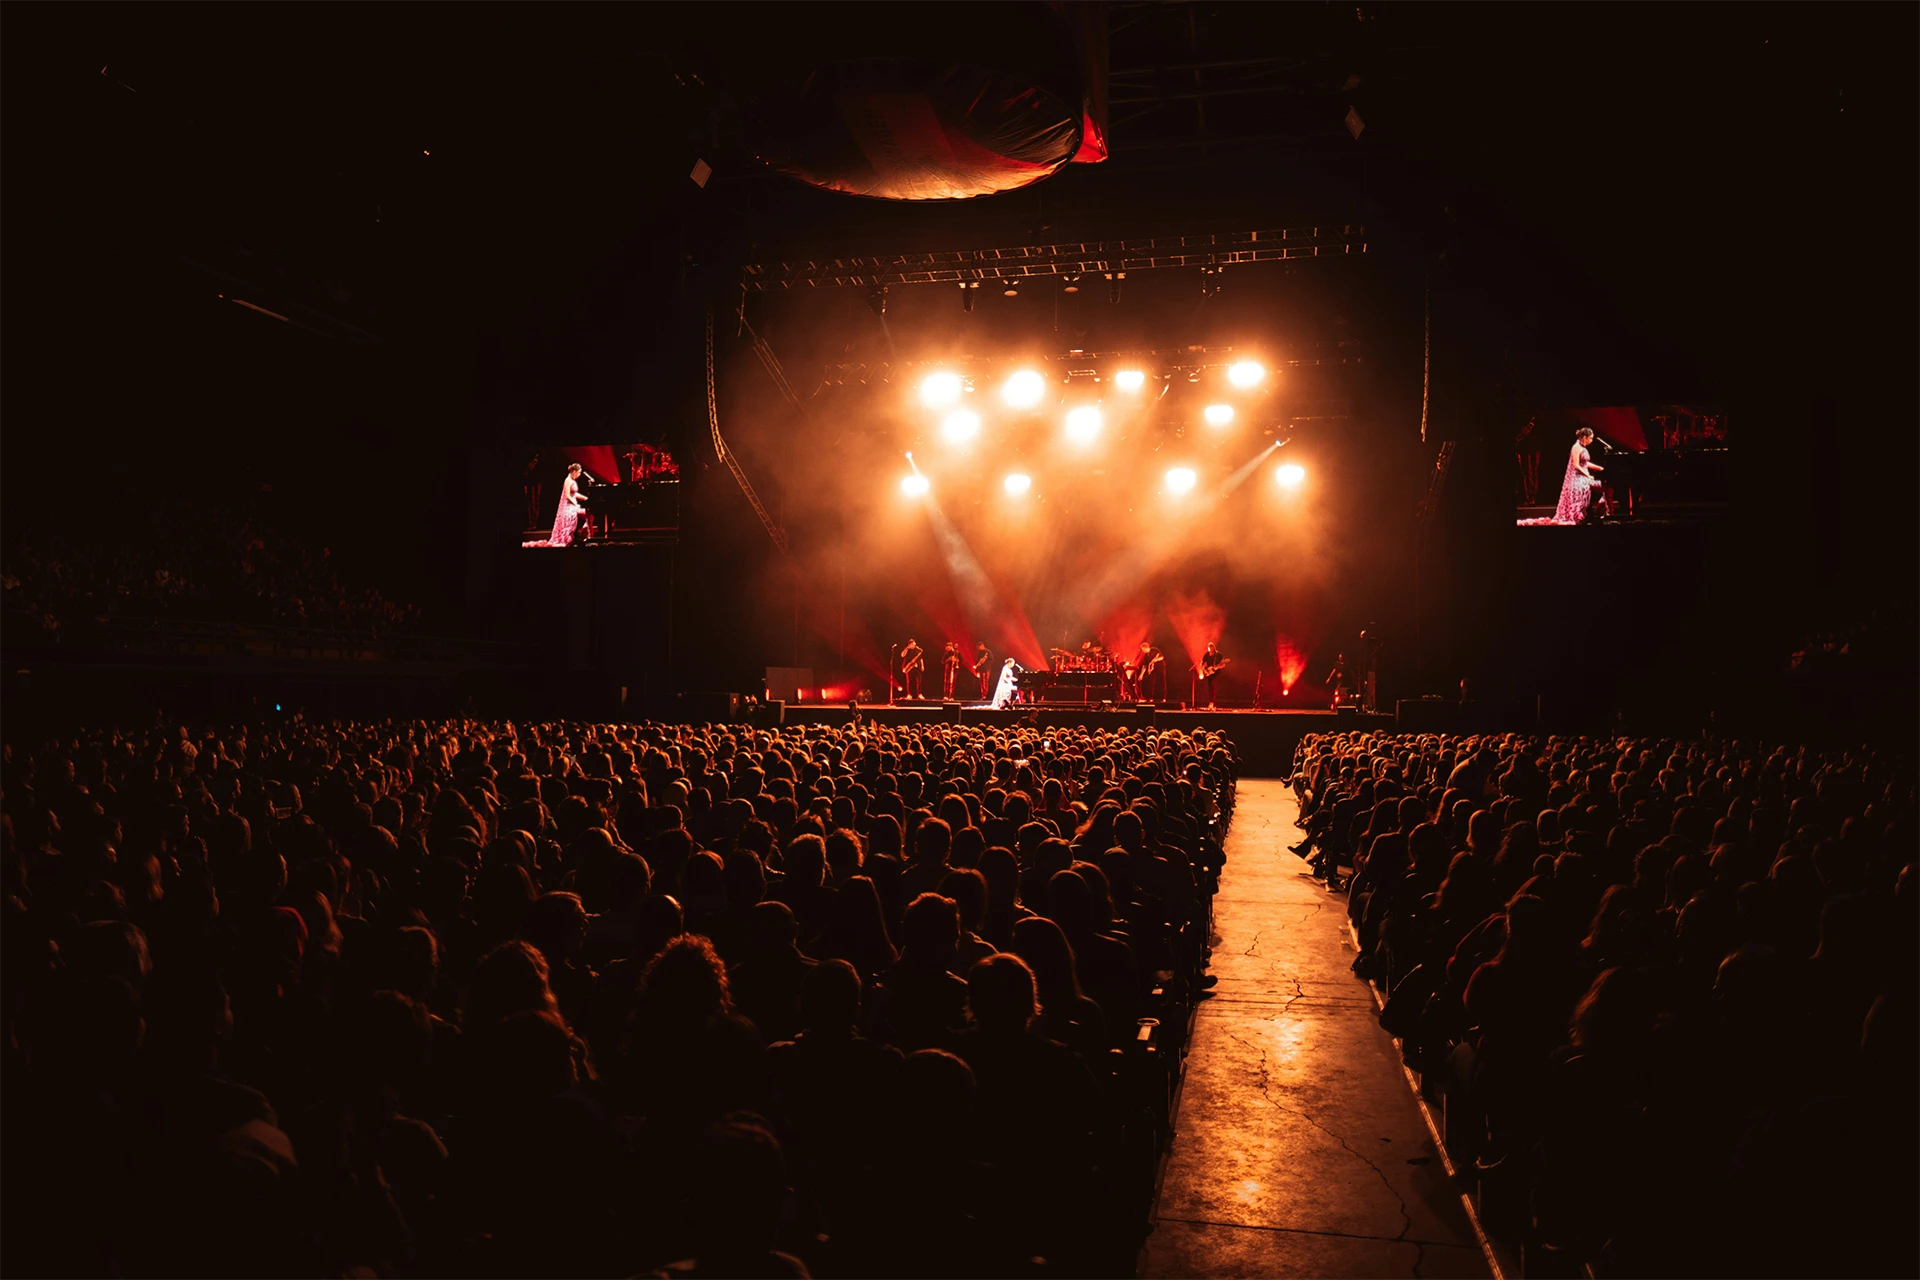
[{"x1": 740, "y1": 226, "x2": 1366, "y2": 292}]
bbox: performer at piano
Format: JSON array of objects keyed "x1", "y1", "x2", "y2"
[
  {"x1": 941, "y1": 642, "x2": 962, "y2": 700},
  {"x1": 1521, "y1": 427, "x2": 1604, "y2": 526},
  {"x1": 1198, "y1": 642, "x2": 1231, "y2": 707},
  {"x1": 521, "y1": 462, "x2": 587, "y2": 548},
  {"x1": 973, "y1": 642, "x2": 995, "y2": 700},
  {"x1": 900, "y1": 638, "x2": 926, "y2": 700}
]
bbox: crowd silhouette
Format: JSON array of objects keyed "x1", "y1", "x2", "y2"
[
  {"x1": 3, "y1": 502, "x2": 422, "y2": 645},
  {"x1": 2, "y1": 717, "x2": 1233, "y2": 1277},
  {"x1": 1290, "y1": 731, "x2": 1917, "y2": 1277}
]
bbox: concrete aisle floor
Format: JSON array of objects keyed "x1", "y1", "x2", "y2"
[{"x1": 1139, "y1": 781, "x2": 1491, "y2": 1280}]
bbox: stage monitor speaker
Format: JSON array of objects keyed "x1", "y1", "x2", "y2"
[
  {"x1": 764, "y1": 667, "x2": 814, "y2": 705},
  {"x1": 1335, "y1": 704, "x2": 1359, "y2": 716},
  {"x1": 1135, "y1": 704, "x2": 1155, "y2": 722}
]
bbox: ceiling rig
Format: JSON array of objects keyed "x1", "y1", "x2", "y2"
[
  {"x1": 740, "y1": 226, "x2": 1367, "y2": 292},
  {"x1": 815, "y1": 341, "x2": 1364, "y2": 388}
]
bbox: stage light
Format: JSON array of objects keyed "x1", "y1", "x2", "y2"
[
  {"x1": 1105, "y1": 270, "x2": 1124, "y2": 303},
  {"x1": 1064, "y1": 405, "x2": 1103, "y2": 445},
  {"x1": 867, "y1": 286, "x2": 888, "y2": 317},
  {"x1": 1002, "y1": 369, "x2": 1045, "y2": 408},
  {"x1": 1061, "y1": 271, "x2": 1083, "y2": 293},
  {"x1": 1003, "y1": 472, "x2": 1032, "y2": 496},
  {"x1": 940, "y1": 409, "x2": 981, "y2": 445},
  {"x1": 920, "y1": 372, "x2": 963, "y2": 410},
  {"x1": 1228, "y1": 360, "x2": 1266, "y2": 388},
  {"x1": 1165, "y1": 467, "x2": 1197, "y2": 495},
  {"x1": 900, "y1": 473, "x2": 930, "y2": 497},
  {"x1": 1003, "y1": 281, "x2": 1021, "y2": 298},
  {"x1": 959, "y1": 280, "x2": 979, "y2": 312},
  {"x1": 1112, "y1": 369, "x2": 1146, "y2": 393},
  {"x1": 1204, "y1": 404, "x2": 1235, "y2": 427},
  {"x1": 1275, "y1": 463, "x2": 1306, "y2": 488}
]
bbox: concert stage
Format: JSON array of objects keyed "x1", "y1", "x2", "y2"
[{"x1": 779, "y1": 703, "x2": 1393, "y2": 774}]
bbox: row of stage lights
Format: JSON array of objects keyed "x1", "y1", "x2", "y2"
[
  {"x1": 917, "y1": 360, "x2": 1270, "y2": 448},
  {"x1": 899, "y1": 460, "x2": 1306, "y2": 499}
]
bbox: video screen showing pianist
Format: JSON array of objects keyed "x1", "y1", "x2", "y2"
[
  {"x1": 1515, "y1": 406, "x2": 1727, "y2": 527},
  {"x1": 522, "y1": 443, "x2": 679, "y2": 547}
]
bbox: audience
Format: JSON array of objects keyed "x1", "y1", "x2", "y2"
[
  {"x1": 2, "y1": 500, "x2": 422, "y2": 644},
  {"x1": 1, "y1": 716, "x2": 1233, "y2": 1276},
  {"x1": 1292, "y1": 729, "x2": 1917, "y2": 1277}
]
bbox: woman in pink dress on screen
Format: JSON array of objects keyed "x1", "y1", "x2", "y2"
[
  {"x1": 523, "y1": 462, "x2": 587, "y2": 547},
  {"x1": 1519, "y1": 428, "x2": 1604, "y2": 525}
]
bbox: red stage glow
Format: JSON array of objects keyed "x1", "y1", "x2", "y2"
[
  {"x1": 1099, "y1": 603, "x2": 1154, "y2": 668},
  {"x1": 1274, "y1": 634, "x2": 1308, "y2": 691},
  {"x1": 1165, "y1": 590, "x2": 1225, "y2": 674}
]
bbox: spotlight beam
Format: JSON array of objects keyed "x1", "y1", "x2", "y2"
[
  {"x1": 918, "y1": 491, "x2": 1044, "y2": 670},
  {"x1": 1079, "y1": 440, "x2": 1283, "y2": 622}
]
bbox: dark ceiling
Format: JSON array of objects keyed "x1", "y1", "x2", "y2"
[{"x1": 3, "y1": 3, "x2": 1914, "y2": 636}]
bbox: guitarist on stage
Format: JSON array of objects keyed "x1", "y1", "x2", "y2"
[
  {"x1": 1198, "y1": 642, "x2": 1231, "y2": 708},
  {"x1": 1136, "y1": 640, "x2": 1167, "y2": 704}
]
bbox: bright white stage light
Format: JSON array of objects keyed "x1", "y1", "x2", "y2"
[
  {"x1": 1002, "y1": 369, "x2": 1045, "y2": 408},
  {"x1": 1165, "y1": 467, "x2": 1197, "y2": 495},
  {"x1": 1064, "y1": 405, "x2": 1103, "y2": 444},
  {"x1": 1003, "y1": 472, "x2": 1032, "y2": 496},
  {"x1": 900, "y1": 473, "x2": 930, "y2": 497},
  {"x1": 1112, "y1": 369, "x2": 1146, "y2": 393},
  {"x1": 940, "y1": 409, "x2": 981, "y2": 445},
  {"x1": 920, "y1": 372, "x2": 963, "y2": 410},
  {"x1": 1275, "y1": 463, "x2": 1306, "y2": 488},
  {"x1": 1228, "y1": 360, "x2": 1266, "y2": 388},
  {"x1": 1204, "y1": 403, "x2": 1235, "y2": 427}
]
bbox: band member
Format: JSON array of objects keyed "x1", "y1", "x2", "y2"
[
  {"x1": 973, "y1": 642, "x2": 994, "y2": 699},
  {"x1": 1136, "y1": 640, "x2": 1166, "y2": 703},
  {"x1": 1326, "y1": 653, "x2": 1353, "y2": 707},
  {"x1": 900, "y1": 638, "x2": 925, "y2": 700},
  {"x1": 1198, "y1": 641, "x2": 1230, "y2": 707},
  {"x1": 941, "y1": 642, "x2": 962, "y2": 700}
]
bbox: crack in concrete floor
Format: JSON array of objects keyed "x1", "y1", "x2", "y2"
[{"x1": 1229, "y1": 1028, "x2": 1426, "y2": 1279}]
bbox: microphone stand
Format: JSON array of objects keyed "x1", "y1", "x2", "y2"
[{"x1": 888, "y1": 645, "x2": 897, "y2": 706}]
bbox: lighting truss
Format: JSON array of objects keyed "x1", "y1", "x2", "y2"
[
  {"x1": 814, "y1": 341, "x2": 1364, "y2": 387},
  {"x1": 740, "y1": 226, "x2": 1366, "y2": 291}
]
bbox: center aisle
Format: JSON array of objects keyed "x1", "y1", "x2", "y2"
[{"x1": 1139, "y1": 780, "x2": 1491, "y2": 1279}]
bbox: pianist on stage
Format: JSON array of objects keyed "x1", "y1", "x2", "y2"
[
  {"x1": 1518, "y1": 426, "x2": 1605, "y2": 526},
  {"x1": 522, "y1": 461, "x2": 587, "y2": 548}
]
